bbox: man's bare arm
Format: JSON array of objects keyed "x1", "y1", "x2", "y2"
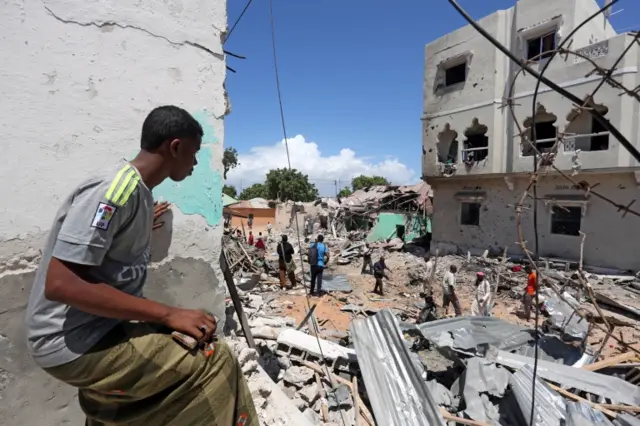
[{"x1": 45, "y1": 257, "x2": 216, "y2": 341}]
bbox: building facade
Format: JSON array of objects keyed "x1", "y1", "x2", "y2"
[
  {"x1": 422, "y1": 0, "x2": 640, "y2": 270},
  {"x1": 0, "y1": 0, "x2": 228, "y2": 423}
]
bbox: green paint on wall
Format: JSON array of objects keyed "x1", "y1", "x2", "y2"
[
  {"x1": 367, "y1": 212, "x2": 431, "y2": 242},
  {"x1": 191, "y1": 110, "x2": 219, "y2": 145},
  {"x1": 154, "y1": 145, "x2": 223, "y2": 226}
]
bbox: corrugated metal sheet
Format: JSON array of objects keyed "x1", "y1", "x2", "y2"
[
  {"x1": 496, "y1": 350, "x2": 640, "y2": 406},
  {"x1": 350, "y1": 309, "x2": 446, "y2": 426},
  {"x1": 565, "y1": 402, "x2": 614, "y2": 426},
  {"x1": 509, "y1": 364, "x2": 567, "y2": 426},
  {"x1": 409, "y1": 316, "x2": 533, "y2": 353}
]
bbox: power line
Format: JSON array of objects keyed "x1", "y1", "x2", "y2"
[
  {"x1": 446, "y1": 0, "x2": 621, "y2": 424},
  {"x1": 225, "y1": 0, "x2": 254, "y2": 44},
  {"x1": 268, "y1": 1, "x2": 348, "y2": 425}
]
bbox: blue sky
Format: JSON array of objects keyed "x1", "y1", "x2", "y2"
[{"x1": 223, "y1": 0, "x2": 636, "y2": 196}]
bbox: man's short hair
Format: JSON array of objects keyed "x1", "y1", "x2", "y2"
[
  {"x1": 282, "y1": 235, "x2": 288, "y2": 242},
  {"x1": 141, "y1": 106, "x2": 203, "y2": 151},
  {"x1": 317, "y1": 235, "x2": 324, "y2": 242},
  {"x1": 450, "y1": 265, "x2": 458, "y2": 273}
]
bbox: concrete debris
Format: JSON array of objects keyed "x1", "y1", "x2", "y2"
[
  {"x1": 220, "y1": 217, "x2": 640, "y2": 426},
  {"x1": 326, "y1": 384, "x2": 353, "y2": 409},
  {"x1": 283, "y1": 366, "x2": 315, "y2": 388}
]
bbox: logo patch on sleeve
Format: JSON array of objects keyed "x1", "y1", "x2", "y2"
[{"x1": 91, "y1": 202, "x2": 117, "y2": 230}]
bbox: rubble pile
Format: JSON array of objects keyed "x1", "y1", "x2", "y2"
[{"x1": 220, "y1": 198, "x2": 640, "y2": 426}]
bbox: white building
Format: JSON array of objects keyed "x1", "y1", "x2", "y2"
[
  {"x1": 422, "y1": 0, "x2": 640, "y2": 271},
  {"x1": 0, "y1": 1, "x2": 228, "y2": 423}
]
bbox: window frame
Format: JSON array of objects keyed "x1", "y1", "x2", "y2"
[
  {"x1": 526, "y1": 30, "x2": 558, "y2": 62},
  {"x1": 460, "y1": 202, "x2": 481, "y2": 226},
  {"x1": 550, "y1": 204, "x2": 582, "y2": 236}
]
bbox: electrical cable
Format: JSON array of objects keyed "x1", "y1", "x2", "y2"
[
  {"x1": 447, "y1": 1, "x2": 620, "y2": 424},
  {"x1": 526, "y1": 2, "x2": 619, "y2": 423},
  {"x1": 268, "y1": 1, "x2": 349, "y2": 424},
  {"x1": 446, "y1": 0, "x2": 640, "y2": 163},
  {"x1": 225, "y1": 0, "x2": 254, "y2": 44}
]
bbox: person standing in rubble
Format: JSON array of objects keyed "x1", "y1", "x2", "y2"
[
  {"x1": 361, "y1": 243, "x2": 373, "y2": 274},
  {"x1": 24, "y1": 106, "x2": 257, "y2": 425},
  {"x1": 254, "y1": 232, "x2": 265, "y2": 250},
  {"x1": 267, "y1": 221, "x2": 272, "y2": 237},
  {"x1": 247, "y1": 230, "x2": 254, "y2": 246},
  {"x1": 471, "y1": 271, "x2": 492, "y2": 316},
  {"x1": 523, "y1": 265, "x2": 537, "y2": 321},
  {"x1": 277, "y1": 234, "x2": 297, "y2": 288},
  {"x1": 308, "y1": 235, "x2": 329, "y2": 295},
  {"x1": 423, "y1": 254, "x2": 435, "y2": 294},
  {"x1": 442, "y1": 265, "x2": 462, "y2": 316},
  {"x1": 373, "y1": 255, "x2": 391, "y2": 296}
]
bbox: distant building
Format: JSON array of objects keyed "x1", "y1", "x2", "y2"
[{"x1": 422, "y1": 0, "x2": 640, "y2": 270}]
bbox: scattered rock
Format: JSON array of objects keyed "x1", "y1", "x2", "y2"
[
  {"x1": 327, "y1": 384, "x2": 353, "y2": 409},
  {"x1": 283, "y1": 366, "x2": 315, "y2": 388},
  {"x1": 291, "y1": 397, "x2": 306, "y2": 411},
  {"x1": 298, "y1": 383, "x2": 320, "y2": 405},
  {"x1": 241, "y1": 360, "x2": 259, "y2": 375},
  {"x1": 237, "y1": 348, "x2": 259, "y2": 366}
]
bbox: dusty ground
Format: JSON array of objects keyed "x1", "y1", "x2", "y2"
[{"x1": 265, "y1": 244, "x2": 640, "y2": 361}]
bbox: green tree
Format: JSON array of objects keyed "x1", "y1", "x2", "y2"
[
  {"x1": 222, "y1": 185, "x2": 237, "y2": 198},
  {"x1": 337, "y1": 187, "x2": 352, "y2": 198},
  {"x1": 264, "y1": 168, "x2": 318, "y2": 202},
  {"x1": 351, "y1": 175, "x2": 391, "y2": 191},
  {"x1": 239, "y1": 183, "x2": 267, "y2": 200},
  {"x1": 222, "y1": 147, "x2": 239, "y2": 179}
]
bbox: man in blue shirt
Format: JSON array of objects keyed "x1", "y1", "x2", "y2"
[{"x1": 309, "y1": 234, "x2": 329, "y2": 295}]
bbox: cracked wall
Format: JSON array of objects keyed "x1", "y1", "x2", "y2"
[{"x1": 0, "y1": 0, "x2": 228, "y2": 423}]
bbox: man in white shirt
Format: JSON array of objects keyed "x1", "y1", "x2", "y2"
[
  {"x1": 471, "y1": 271, "x2": 492, "y2": 316},
  {"x1": 423, "y1": 255, "x2": 435, "y2": 293},
  {"x1": 442, "y1": 264, "x2": 462, "y2": 316}
]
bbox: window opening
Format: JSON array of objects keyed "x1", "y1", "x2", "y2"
[
  {"x1": 550, "y1": 206, "x2": 581, "y2": 236},
  {"x1": 462, "y1": 134, "x2": 489, "y2": 163},
  {"x1": 445, "y1": 63, "x2": 466, "y2": 86},
  {"x1": 461, "y1": 202, "x2": 480, "y2": 226},
  {"x1": 527, "y1": 31, "x2": 557, "y2": 61}
]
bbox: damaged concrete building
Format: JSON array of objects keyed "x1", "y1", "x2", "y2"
[
  {"x1": 1, "y1": 0, "x2": 230, "y2": 424},
  {"x1": 422, "y1": 0, "x2": 640, "y2": 271}
]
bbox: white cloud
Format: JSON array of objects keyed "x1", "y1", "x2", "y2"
[{"x1": 226, "y1": 135, "x2": 418, "y2": 196}]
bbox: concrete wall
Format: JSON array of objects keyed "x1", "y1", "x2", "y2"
[
  {"x1": 422, "y1": 0, "x2": 639, "y2": 179},
  {"x1": 430, "y1": 172, "x2": 640, "y2": 271},
  {"x1": 229, "y1": 207, "x2": 277, "y2": 232},
  {"x1": 0, "y1": 0, "x2": 228, "y2": 424}
]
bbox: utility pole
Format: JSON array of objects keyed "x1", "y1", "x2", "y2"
[{"x1": 334, "y1": 179, "x2": 338, "y2": 197}]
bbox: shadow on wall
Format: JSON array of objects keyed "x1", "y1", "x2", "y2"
[{"x1": 150, "y1": 209, "x2": 174, "y2": 263}]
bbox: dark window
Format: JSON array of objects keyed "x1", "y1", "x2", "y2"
[
  {"x1": 461, "y1": 202, "x2": 480, "y2": 226},
  {"x1": 463, "y1": 134, "x2": 489, "y2": 162},
  {"x1": 589, "y1": 115, "x2": 609, "y2": 151},
  {"x1": 445, "y1": 63, "x2": 466, "y2": 86},
  {"x1": 523, "y1": 121, "x2": 557, "y2": 156},
  {"x1": 551, "y1": 206, "x2": 581, "y2": 236},
  {"x1": 527, "y1": 32, "x2": 556, "y2": 61}
]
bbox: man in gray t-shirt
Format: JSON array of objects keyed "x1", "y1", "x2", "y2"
[
  {"x1": 26, "y1": 164, "x2": 155, "y2": 367},
  {"x1": 24, "y1": 106, "x2": 258, "y2": 425}
]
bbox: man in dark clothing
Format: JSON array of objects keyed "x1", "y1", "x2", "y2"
[
  {"x1": 361, "y1": 243, "x2": 373, "y2": 274},
  {"x1": 372, "y1": 256, "x2": 391, "y2": 295},
  {"x1": 309, "y1": 235, "x2": 329, "y2": 295},
  {"x1": 277, "y1": 235, "x2": 296, "y2": 288}
]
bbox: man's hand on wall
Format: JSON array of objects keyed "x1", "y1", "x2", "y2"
[{"x1": 153, "y1": 201, "x2": 171, "y2": 230}]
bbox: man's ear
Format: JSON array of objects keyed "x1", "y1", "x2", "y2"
[{"x1": 168, "y1": 139, "x2": 180, "y2": 158}]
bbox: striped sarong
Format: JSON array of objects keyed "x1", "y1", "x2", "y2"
[{"x1": 44, "y1": 322, "x2": 258, "y2": 426}]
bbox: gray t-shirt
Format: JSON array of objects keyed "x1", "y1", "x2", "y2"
[{"x1": 25, "y1": 164, "x2": 154, "y2": 368}]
